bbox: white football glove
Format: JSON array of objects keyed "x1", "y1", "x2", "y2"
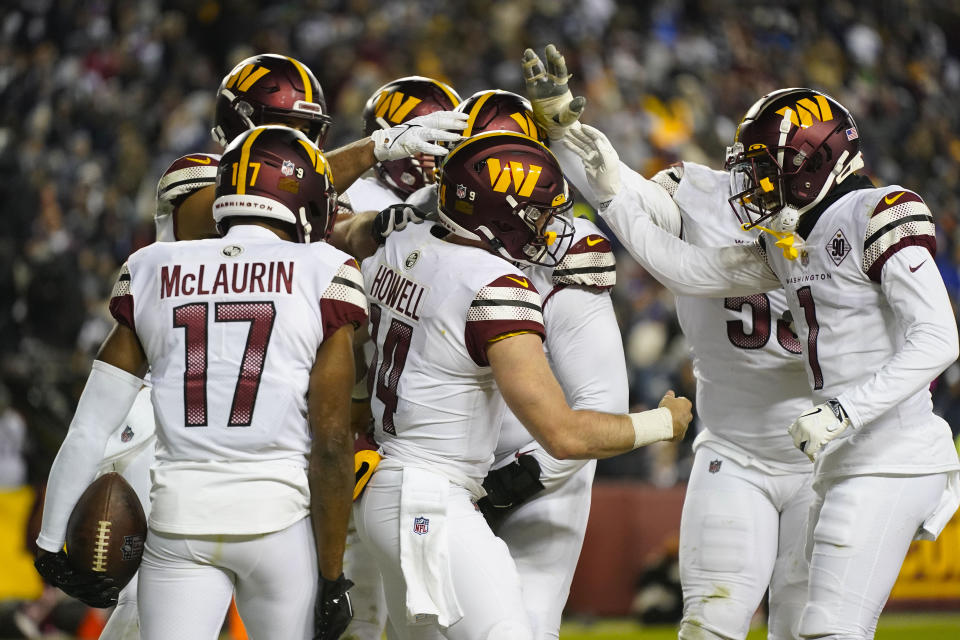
[
  {"x1": 788, "y1": 400, "x2": 851, "y2": 462},
  {"x1": 371, "y1": 111, "x2": 468, "y2": 162},
  {"x1": 561, "y1": 124, "x2": 622, "y2": 210},
  {"x1": 521, "y1": 44, "x2": 586, "y2": 141}
]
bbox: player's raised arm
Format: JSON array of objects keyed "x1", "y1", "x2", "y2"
[
  {"x1": 560, "y1": 123, "x2": 780, "y2": 297},
  {"x1": 325, "y1": 110, "x2": 467, "y2": 193}
]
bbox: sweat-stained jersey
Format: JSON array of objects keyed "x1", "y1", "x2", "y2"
[
  {"x1": 155, "y1": 153, "x2": 221, "y2": 242},
  {"x1": 109, "y1": 225, "x2": 368, "y2": 535},
  {"x1": 662, "y1": 162, "x2": 812, "y2": 472},
  {"x1": 361, "y1": 222, "x2": 545, "y2": 484},
  {"x1": 495, "y1": 217, "x2": 620, "y2": 459},
  {"x1": 760, "y1": 185, "x2": 960, "y2": 479}
]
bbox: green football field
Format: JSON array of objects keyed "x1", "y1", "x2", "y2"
[{"x1": 558, "y1": 612, "x2": 960, "y2": 639}]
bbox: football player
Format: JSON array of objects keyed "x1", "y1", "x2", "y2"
[
  {"x1": 327, "y1": 75, "x2": 464, "y2": 640},
  {"x1": 158, "y1": 56, "x2": 467, "y2": 244},
  {"x1": 444, "y1": 87, "x2": 625, "y2": 639},
  {"x1": 521, "y1": 45, "x2": 816, "y2": 639},
  {"x1": 552, "y1": 80, "x2": 960, "y2": 639},
  {"x1": 355, "y1": 131, "x2": 692, "y2": 639},
  {"x1": 35, "y1": 127, "x2": 366, "y2": 640},
  {"x1": 346, "y1": 76, "x2": 462, "y2": 211}
]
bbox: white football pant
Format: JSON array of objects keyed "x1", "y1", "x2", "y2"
[
  {"x1": 799, "y1": 472, "x2": 948, "y2": 639},
  {"x1": 342, "y1": 513, "x2": 390, "y2": 640},
  {"x1": 679, "y1": 449, "x2": 814, "y2": 640},
  {"x1": 356, "y1": 467, "x2": 532, "y2": 640},
  {"x1": 496, "y1": 461, "x2": 595, "y2": 639},
  {"x1": 138, "y1": 517, "x2": 317, "y2": 640}
]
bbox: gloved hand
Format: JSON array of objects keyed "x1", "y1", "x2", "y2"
[
  {"x1": 476, "y1": 454, "x2": 544, "y2": 533},
  {"x1": 788, "y1": 399, "x2": 851, "y2": 462},
  {"x1": 313, "y1": 573, "x2": 354, "y2": 640},
  {"x1": 34, "y1": 550, "x2": 119, "y2": 608},
  {"x1": 371, "y1": 204, "x2": 432, "y2": 245},
  {"x1": 521, "y1": 44, "x2": 586, "y2": 141},
  {"x1": 371, "y1": 111, "x2": 468, "y2": 162},
  {"x1": 562, "y1": 124, "x2": 622, "y2": 210}
]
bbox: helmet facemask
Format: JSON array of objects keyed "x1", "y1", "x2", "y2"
[
  {"x1": 726, "y1": 89, "x2": 865, "y2": 230},
  {"x1": 726, "y1": 142, "x2": 788, "y2": 229},
  {"x1": 495, "y1": 194, "x2": 575, "y2": 267}
]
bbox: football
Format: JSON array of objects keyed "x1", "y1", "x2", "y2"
[{"x1": 65, "y1": 472, "x2": 147, "y2": 588}]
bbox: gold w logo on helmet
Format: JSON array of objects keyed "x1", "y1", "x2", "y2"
[
  {"x1": 509, "y1": 112, "x2": 541, "y2": 140},
  {"x1": 776, "y1": 95, "x2": 834, "y2": 128},
  {"x1": 226, "y1": 64, "x2": 271, "y2": 92},
  {"x1": 296, "y1": 140, "x2": 332, "y2": 177},
  {"x1": 487, "y1": 158, "x2": 542, "y2": 197},
  {"x1": 374, "y1": 91, "x2": 422, "y2": 124}
]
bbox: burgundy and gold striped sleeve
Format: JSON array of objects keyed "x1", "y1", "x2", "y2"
[
  {"x1": 862, "y1": 189, "x2": 936, "y2": 283},
  {"x1": 464, "y1": 274, "x2": 545, "y2": 366},
  {"x1": 320, "y1": 258, "x2": 369, "y2": 340}
]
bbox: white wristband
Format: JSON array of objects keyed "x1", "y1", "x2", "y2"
[{"x1": 628, "y1": 407, "x2": 674, "y2": 449}]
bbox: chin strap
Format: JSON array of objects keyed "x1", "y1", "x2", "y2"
[{"x1": 744, "y1": 223, "x2": 802, "y2": 261}]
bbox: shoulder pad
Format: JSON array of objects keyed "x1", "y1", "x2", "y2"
[
  {"x1": 862, "y1": 189, "x2": 935, "y2": 282},
  {"x1": 650, "y1": 164, "x2": 684, "y2": 199},
  {"x1": 156, "y1": 153, "x2": 221, "y2": 218},
  {"x1": 552, "y1": 230, "x2": 616, "y2": 290}
]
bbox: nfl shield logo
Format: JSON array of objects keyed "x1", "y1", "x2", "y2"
[
  {"x1": 456, "y1": 183, "x2": 467, "y2": 199},
  {"x1": 413, "y1": 516, "x2": 429, "y2": 535},
  {"x1": 708, "y1": 459, "x2": 722, "y2": 474},
  {"x1": 281, "y1": 159, "x2": 295, "y2": 176},
  {"x1": 121, "y1": 425, "x2": 134, "y2": 443}
]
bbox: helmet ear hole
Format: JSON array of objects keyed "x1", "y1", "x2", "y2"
[{"x1": 806, "y1": 152, "x2": 824, "y2": 172}]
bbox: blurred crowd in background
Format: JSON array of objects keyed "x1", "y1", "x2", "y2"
[{"x1": 2, "y1": 0, "x2": 960, "y2": 497}]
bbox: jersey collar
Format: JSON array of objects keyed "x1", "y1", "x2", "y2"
[{"x1": 796, "y1": 174, "x2": 875, "y2": 240}]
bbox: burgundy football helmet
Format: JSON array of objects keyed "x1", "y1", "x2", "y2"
[
  {"x1": 213, "y1": 126, "x2": 336, "y2": 243},
  {"x1": 362, "y1": 76, "x2": 461, "y2": 198},
  {"x1": 456, "y1": 90, "x2": 545, "y2": 142},
  {"x1": 724, "y1": 88, "x2": 864, "y2": 228},
  {"x1": 212, "y1": 54, "x2": 332, "y2": 148},
  {"x1": 437, "y1": 131, "x2": 574, "y2": 267}
]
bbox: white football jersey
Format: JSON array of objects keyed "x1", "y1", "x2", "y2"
[
  {"x1": 761, "y1": 184, "x2": 960, "y2": 479},
  {"x1": 155, "y1": 153, "x2": 221, "y2": 242},
  {"x1": 361, "y1": 223, "x2": 545, "y2": 483},
  {"x1": 109, "y1": 225, "x2": 368, "y2": 534},
  {"x1": 344, "y1": 174, "x2": 402, "y2": 213},
  {"x1": 664, "y1": 163, "x2": 812, "y2": 472},
  {"x1": 496, "y1": 218, "x2": 620, "y2": 459}
]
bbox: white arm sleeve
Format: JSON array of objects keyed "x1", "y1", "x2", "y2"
[
  {"x1": 526, "y1": 287, "x2": 629, "y2": 490},
  {"x1": 553, "y1": 138, "x2": 775, "y2": 296},
  {"x1": 37, "y1": 360, "x2": 144, "y2": 552},
  {"x1": 602, "y1": 184, "x2": 781, "y2": 296},
  {"x1": 836, "y1": 246, "x2": 959, "y2": 429},
  {"x1": 552, "y1": 139, "x2": 682, "y2": 236}
]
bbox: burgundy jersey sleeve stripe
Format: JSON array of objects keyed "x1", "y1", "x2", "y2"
[{"x1": 464, "y1": 274, "x2": 545, "y2": 366}]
